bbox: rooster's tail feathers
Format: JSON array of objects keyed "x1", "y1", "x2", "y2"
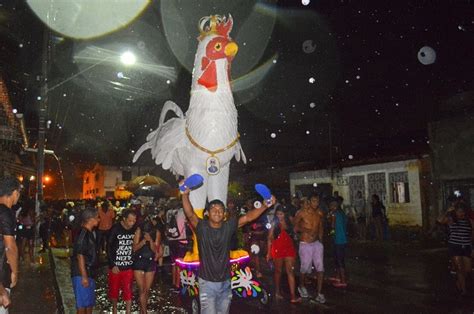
[
  {"x1": 132, "y1": 140, "x2": 153, "y2": 163},
  {"x1": 235, "y1": 142, "x2": 247, "y2": 164},
  {"x1": 132, "y1": 101, "x2": 185, "y2": 164},
  {"x1": 160, "y1": 101, "x2": 184, "y2": 126}
]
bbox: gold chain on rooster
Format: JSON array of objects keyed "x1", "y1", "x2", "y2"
[
  {"x1": 185, "y1": 126, "x2": 240, "y2": 175},
  {"x1": 185, "y1": 126, "x2": 240, "y2": 155}
]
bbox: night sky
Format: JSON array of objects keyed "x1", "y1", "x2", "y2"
[{"x1": 0, "y1": 0, "x2": 473, "y2": 196}]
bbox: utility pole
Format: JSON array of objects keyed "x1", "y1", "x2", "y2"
[
  {"x1": 36, "y1": 27, "x2": 50, "y2": 214},
  {"x1": 328, "y1": 120, "x2": 333, "y2": 179}
]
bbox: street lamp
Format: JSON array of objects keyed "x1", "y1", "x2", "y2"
[
  {"x1": 120, "y1": 51, "x2": 136, "y2": 66},
  {"x1": 24, "y1": 147, "x2": 67, "y2": 202},
  {"x1": 47, "y1": 49, "x2": 138, "y2": 93}
]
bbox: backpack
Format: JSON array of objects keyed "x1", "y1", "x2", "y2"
[{"x1": 166, "y1": 209, "x2": 181, "y2": 239}]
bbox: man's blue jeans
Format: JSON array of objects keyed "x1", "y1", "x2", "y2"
[{"x1": 198, "y1": 277, "x2": 232, "y2": 314}]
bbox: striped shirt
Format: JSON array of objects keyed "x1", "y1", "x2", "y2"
[{"x1": 448, "y1": 219, "x2": 472, "y2": 246}]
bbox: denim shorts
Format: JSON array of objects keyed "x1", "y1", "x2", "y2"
[{"x1": 198, "y1": 277, "x2": 232, "y2": 314}]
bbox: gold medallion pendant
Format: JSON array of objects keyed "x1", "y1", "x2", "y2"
[
  {"x1": 206, "y1": 156, "x2": 220, "y2": 175},
  {"x1": 185, "y1": 125, "x2": 240, "y2": 176}
]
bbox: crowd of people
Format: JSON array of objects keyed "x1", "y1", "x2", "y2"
[
  {"x1": 58, "y1": 188, "x2": 360, "y2": 313},
  {"x1": 67, "y1": 198, "x2": 187, "y2": 314},
  {"x1": 8, "y1": 174, "x2": 472, "y2": 313}
]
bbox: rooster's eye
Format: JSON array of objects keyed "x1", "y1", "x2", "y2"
[{"x1": 214, "y1": 43, "x2": 222, "y2": 51}]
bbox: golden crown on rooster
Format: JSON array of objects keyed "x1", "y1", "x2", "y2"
[{"x1": 198, "y1": 14, "x2": 233, "y2": 39}]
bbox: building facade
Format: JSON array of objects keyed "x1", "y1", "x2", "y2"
[
  {"x1": 290, "y1": 156, "x2": 431, "y2": 227},
  {"x1": 82, "y1": 164, "x2": 154, "y2": 199},
  {"x1": 428, "y1": 91, "x2": 474, "y2": 226}
]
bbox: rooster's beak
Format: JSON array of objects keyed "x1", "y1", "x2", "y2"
[{"x1": 225, "y1": 42, "x2": 238, "y2": 58}]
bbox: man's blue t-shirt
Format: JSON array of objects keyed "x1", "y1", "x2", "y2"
[{"x1": 334, "y1": 210, "x2": 347, "y2": 245}]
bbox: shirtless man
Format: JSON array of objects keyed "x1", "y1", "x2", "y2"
[{"x1": 293, "y1": 194, "x2": 325, "y2": 303}]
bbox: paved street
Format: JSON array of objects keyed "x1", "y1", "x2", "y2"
[
  {"x1": 30, "y1": 240, "x2": 472, "y2": 314},
  {"x1": 10, "y1": 249, "x2": 59, "y2": 313}
]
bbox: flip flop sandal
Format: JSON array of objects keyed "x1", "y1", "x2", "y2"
[
  {"x1": 333, "y1": 282, "x2": 348, "y2": 288},
  {"x1": 179, "y1": 174, "x2": 204, "y2": 192}
]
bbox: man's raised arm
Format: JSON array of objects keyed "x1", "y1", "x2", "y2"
[
  {"x1": 181, "y1": 189, "x2": 199, "y2": 228},
  {"x1": 238, "y1": 196, "x2": 276, "y2": 228}
]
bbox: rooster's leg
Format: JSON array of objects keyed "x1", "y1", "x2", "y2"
[
  {"x1": 188, "y1": 171, "x2": 208, "y2": 211},
  {"x1": 207, "y1": 163, "x2": 230, "y2": 205}
]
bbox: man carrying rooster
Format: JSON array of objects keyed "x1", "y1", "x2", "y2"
[{"x1": 181, "y1": 187, "x2": 275, "y2": 314}]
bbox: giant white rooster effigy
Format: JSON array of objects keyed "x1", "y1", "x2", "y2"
[{"x1": 133, "y1": 14, "x2": 247, "y2": 261}]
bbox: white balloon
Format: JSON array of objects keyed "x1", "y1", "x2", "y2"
[
  {"x1": 137, "y1": 41, "x2": 146, "y2": 50},
  {"x1": 69, "y1": 215, "x2": 75, "y2": 222},
  {"x1": 250, "y1": 244, "x2": 260, "y2": 255},
  {"x1": 417, "y1": 46, "x2": 436, "y2": 65},
  {"x1": 302, "y1": 40, "x2": 316, "y2": 53}
]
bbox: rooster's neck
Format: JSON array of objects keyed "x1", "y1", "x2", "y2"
[{"x1": 186, "y1": 36, "x2": 238, "y2": 149}]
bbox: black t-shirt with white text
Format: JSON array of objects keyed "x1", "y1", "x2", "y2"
[
  {"x1": 0, "y1": 204, "x2": 16, "y2": 287},
  {"x1": 107, "y1": 222, "x2": 136, "y2": 270},
  {"x1": 70, "y1": 227, "x2": 97, "y2": 278},
  {"x1": 196, "y1": 217, "x2": 238, "y2": 282}
]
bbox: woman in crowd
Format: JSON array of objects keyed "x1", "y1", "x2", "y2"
[
  {"x1": 266, "y1": 207, "x2": 301, "y2": 303},
  {"x1": 133, "y1": 216, "x2": 161, "y2": 314},
  {"x1": 154, "y1": 208, "x2": 167, "y2": 271},
  {"x1": 438, "y1": 202, "x2": 472, "y2": 296},
  {"x1": 370, "y1": 194, "x2": 386, "y2": 241},
  {"x1": 17, "y1": 206, "x2": 35, "y2": 264}
]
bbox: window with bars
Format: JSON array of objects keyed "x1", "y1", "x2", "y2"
[
  {"x1": 389, "y1": 172, "x2": 410, "y2": 203},
  {"x1": 349, "y1": 175, "x2": 365, "y2": 203},
  {"x1": 368, "y1": 172, "x2": 387, "y2": 203}
]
